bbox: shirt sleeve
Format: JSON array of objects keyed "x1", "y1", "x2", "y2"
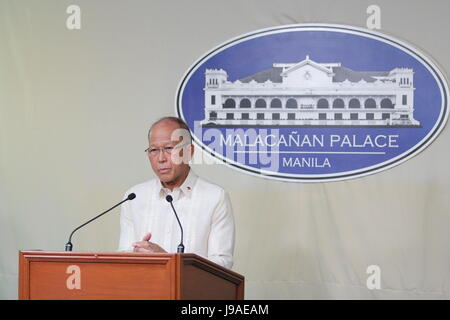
[
  {"x1": 118, "y1": 193, "x2": 135, "y2": 252},
  {"x1": 207, "y1": 189, "x2": 235, "y2": 269}
]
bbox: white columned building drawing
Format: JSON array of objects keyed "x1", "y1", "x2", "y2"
[{"x1": 202, "y1": 56, "x2": 420, "y2": 127}]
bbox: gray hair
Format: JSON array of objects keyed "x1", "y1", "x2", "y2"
[{"x1": 148, "y1": 116, "x2": 192, "y2": 143}]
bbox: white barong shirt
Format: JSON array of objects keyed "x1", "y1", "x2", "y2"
[{"x1": 118, "y1": 169, "x2": 235, "y2": 269}]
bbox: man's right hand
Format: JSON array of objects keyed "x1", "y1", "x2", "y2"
[{"x1": 132, "y1": 233, "x2": 167, "y2": 253}]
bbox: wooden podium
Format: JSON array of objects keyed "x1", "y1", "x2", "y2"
[{"x1": 18, "y1": 251, "x2": 244, "y2": 300}]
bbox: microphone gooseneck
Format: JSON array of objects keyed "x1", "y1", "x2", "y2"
[
  {"x1": 165, "y1": 195, "x2": 185, "y2": 253},
  {"x1": 65, "y1": 193, "x2": 137, "y2": 251}
]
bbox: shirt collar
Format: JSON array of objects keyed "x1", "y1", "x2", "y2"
[{"x1": 158, "y1": 168, "x2": 198, "y2": 200}]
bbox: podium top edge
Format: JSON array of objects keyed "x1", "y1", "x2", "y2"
[
  {"x1": 18, "y1": 250, "x2": 244, "y2": 279},
  {"x1": 19, "y1": 250, "x2": 185, "y2": 258}
]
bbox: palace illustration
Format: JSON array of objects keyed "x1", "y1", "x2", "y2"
[{"x1": 201, "y1": 56, "x2": 420, "y2": 127}]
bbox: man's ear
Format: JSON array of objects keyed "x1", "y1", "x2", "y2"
[
  {"x1": 172, "y1": 143, "x2": 193, "y2": 165},
  {"x1": 182, "y1": 144, "x2": 194, "y2": 164}
]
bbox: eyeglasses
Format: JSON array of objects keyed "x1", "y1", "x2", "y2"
[{"x1": 145, "y1": 144, "x2": 188, "y2": 157}]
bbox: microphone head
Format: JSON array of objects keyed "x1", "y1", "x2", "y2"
[
  {"x1": 127, "y1": 193, "x2": 136, "y2": 200},
  {"x1": 165, "y1": 195, "x2": 173, "y2": 203}
]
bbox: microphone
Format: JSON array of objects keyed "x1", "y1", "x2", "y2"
[
  {"x1": 165, "y1": 195, "x2": 185, "y2": 253},
  {"x1": 65, "y1": 193, "x2": 136, "y2": 251}
]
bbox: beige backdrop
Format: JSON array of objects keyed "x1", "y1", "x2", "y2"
[{"x1": 0, "y1": 0, "x2": 449, "y2": 299}]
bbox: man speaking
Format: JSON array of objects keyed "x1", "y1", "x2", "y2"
[{"x1": 118, "y1": 117, "x2": 235, "y2": 269}]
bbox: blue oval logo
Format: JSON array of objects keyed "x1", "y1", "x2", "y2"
[{"x1": 176, "y1": 24, "x2": 449, "y2": 182}]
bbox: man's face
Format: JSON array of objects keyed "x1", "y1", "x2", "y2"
[{"x1": 147, "y1": 121, "x2": 193, "y2": 189}]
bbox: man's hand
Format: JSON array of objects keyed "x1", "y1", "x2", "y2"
[{"x1": 132, "y1": 233, "x2": 167, "y2": 253}]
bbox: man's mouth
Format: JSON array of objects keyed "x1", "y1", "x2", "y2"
[{"x1": 158, "y1": 168, "x2": 171, "y2": 174}]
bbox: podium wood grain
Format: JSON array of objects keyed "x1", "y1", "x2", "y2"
[{"x1": 19, "y1": 251, "x2": 244, "y2": 300}]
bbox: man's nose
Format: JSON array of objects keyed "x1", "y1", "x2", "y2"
[{"x1": 157, "y1": 149, "x2": 168, "y2": 162}]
